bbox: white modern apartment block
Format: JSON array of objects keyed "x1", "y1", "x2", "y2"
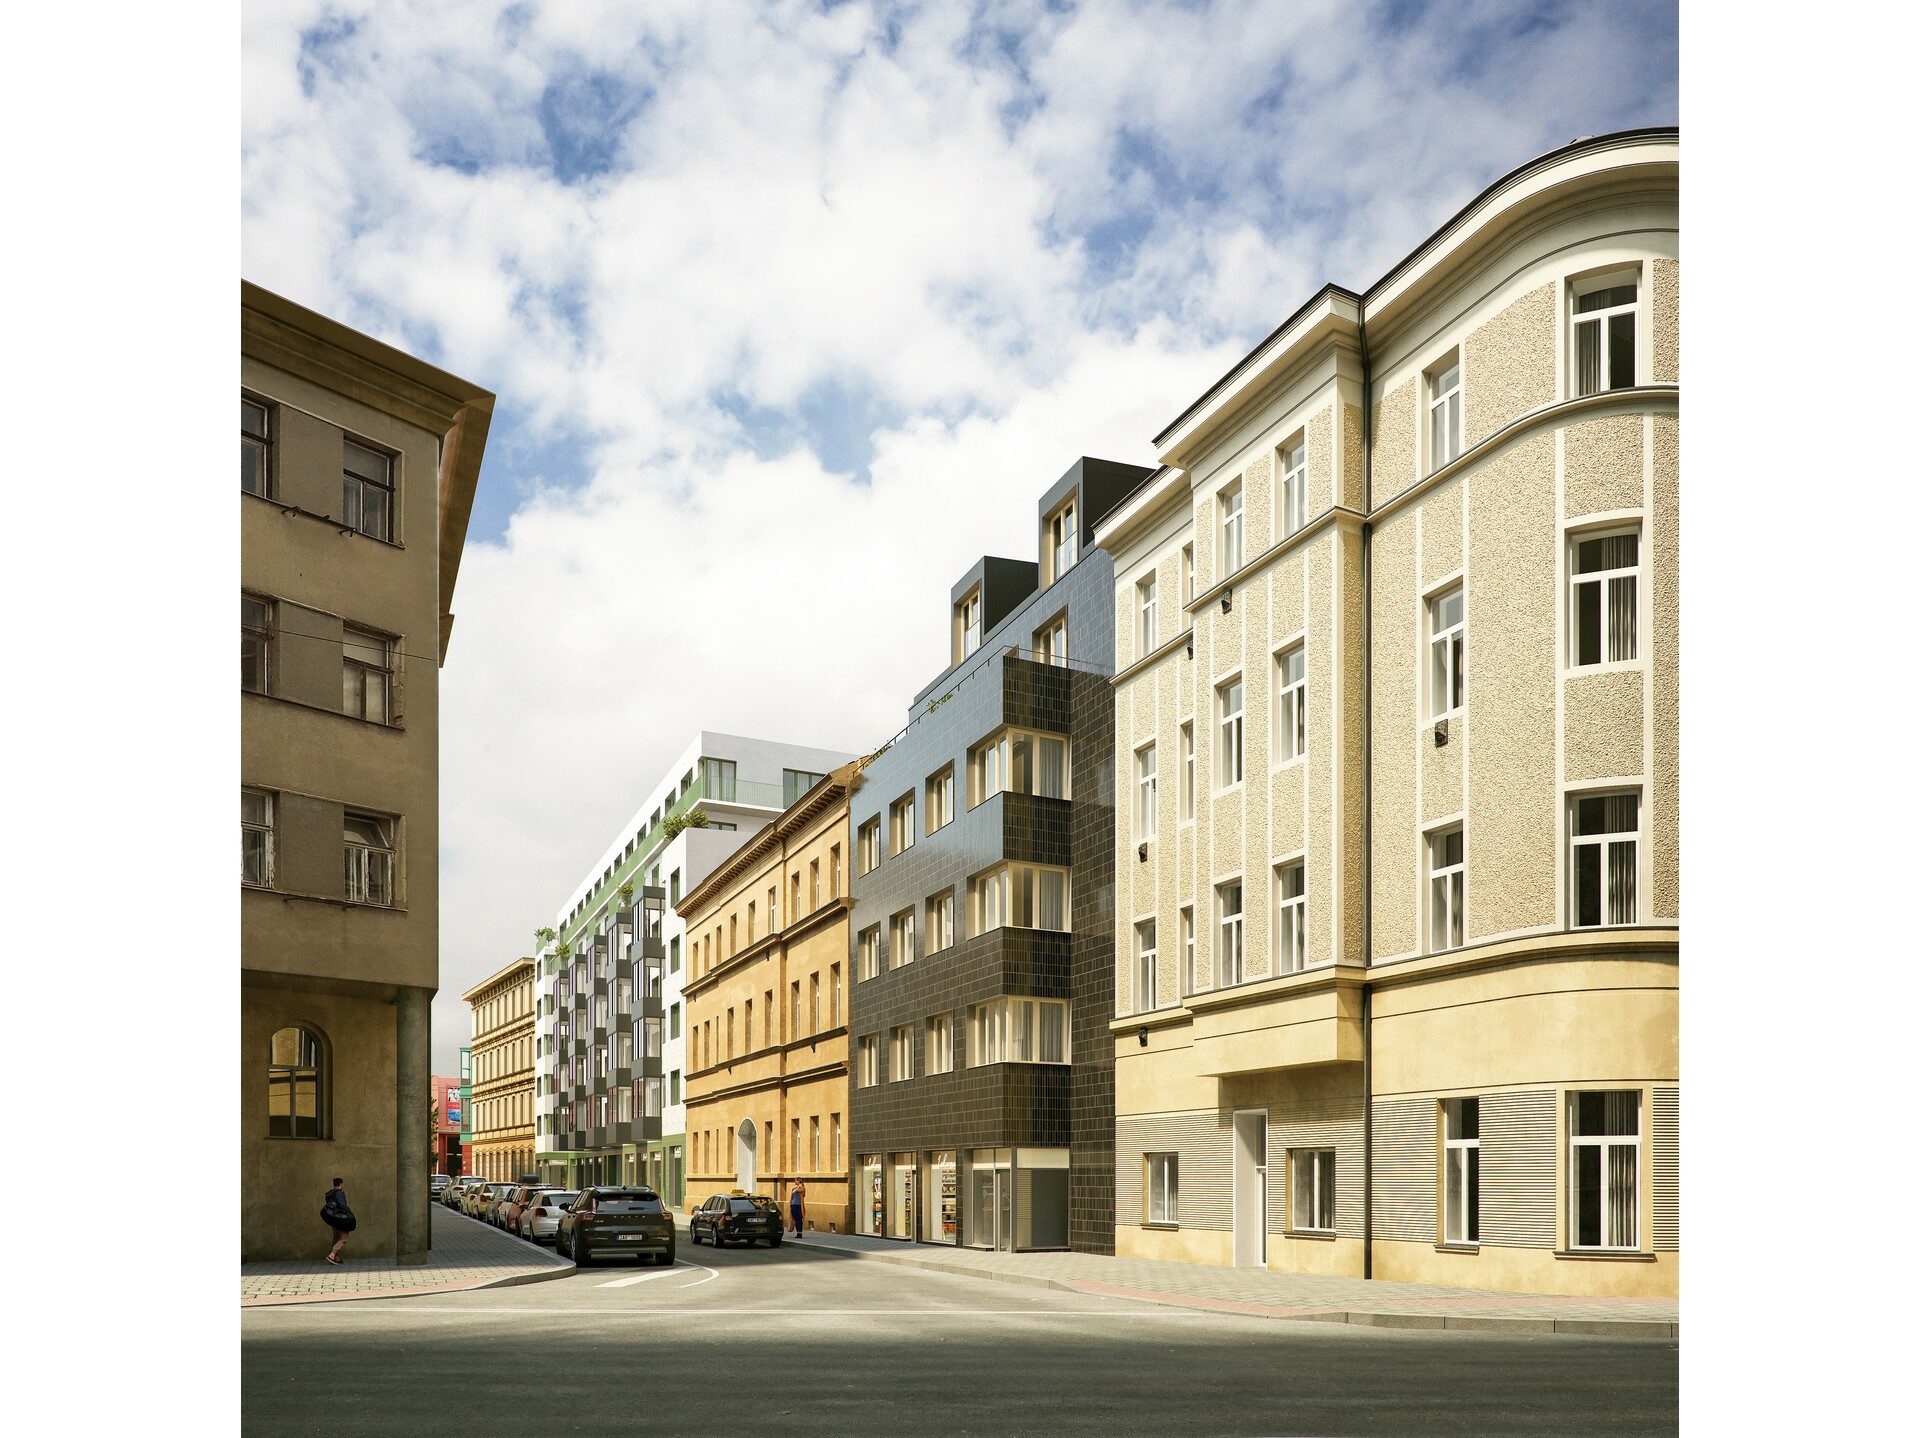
[{"x1": 534, "y1": 732, "x2": 856, "y2": 1197}]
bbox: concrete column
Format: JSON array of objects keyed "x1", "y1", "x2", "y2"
[{"x1": 395, "y1": 985, "x2": 432, "y2": 1263}]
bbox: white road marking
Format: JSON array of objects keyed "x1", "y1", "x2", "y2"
[
  {"x1": 249, "y1": 1307, "x2": 1214, "y2": 1319},
  {"x1": 673, "y1": 1261, "x2": 719, "y2": 1288},
  {"x1": 597, "y1": 1261, "x2": 694, "y2": 1288}
]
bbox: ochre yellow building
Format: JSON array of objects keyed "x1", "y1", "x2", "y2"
[
  {"x1": 463, "y1": 958, "x2": 536, "y2": 1182},
  {"x1": 681, "y1": 761, "x2": 864, "y2": 1232},
  {"x1": 1101, "y1": 131, "x2": 1677, "y2": 1298}
]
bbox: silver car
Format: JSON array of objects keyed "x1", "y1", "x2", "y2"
[{"x1": 516, "y1": 1189, "x2": 577, "y2": 1244}]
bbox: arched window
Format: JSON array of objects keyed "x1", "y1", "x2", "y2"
[{"x1": 268, "y1": 1025, "x2": 326, "y2": 1138}]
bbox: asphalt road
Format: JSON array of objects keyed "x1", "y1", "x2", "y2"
[{"x1": 243, "y1": 1232, "x2": 1678, "y2": 1436}]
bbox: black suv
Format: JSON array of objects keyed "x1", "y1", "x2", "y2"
[
  {"x1": 690, "y1": 1191, "x2": 784, "y2": 1248},
  {"x1": 557, "y1": 1187, "x2": 675, "y2": 1267}
]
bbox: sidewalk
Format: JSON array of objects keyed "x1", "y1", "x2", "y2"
[
  {"x1": 777, "y1": 1229, "x2": 1678, "y2": 1337},
  {"x1": 242, "y1": 1205, "x2": 570, "y2": 1307}
]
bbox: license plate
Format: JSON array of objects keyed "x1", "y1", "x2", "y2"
[{"x1": 619, "y1": 1233, "x2": 647, "y2": 1240}]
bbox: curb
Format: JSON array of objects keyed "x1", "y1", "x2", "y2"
[
  {"x1": 775, "y1": 1238, "x2": 1678, "y2": 1339},
  {"x1": 242, "y1": 1262, "x2": 572, "y2": 1309}
]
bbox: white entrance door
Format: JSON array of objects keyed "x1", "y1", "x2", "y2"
[
  {"x1": 1232, "y1": 1110, "x2": 1269, "y2": 1268},
  {"x1": 737, "y1": 1118, "x2": 758, "y2": 1193}
]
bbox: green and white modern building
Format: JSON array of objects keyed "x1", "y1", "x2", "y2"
[{"x1": 534, "y1": 733, "x2": 855, "y2": 1199}]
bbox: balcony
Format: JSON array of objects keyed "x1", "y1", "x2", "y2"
[{"x1": 1187, "y1": 964, "x2": 1365, "y2": 1076}]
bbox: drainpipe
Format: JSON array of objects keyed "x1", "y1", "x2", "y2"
[{"x1": 1359, "y1": 300, "x2": 1376, "y2": 1281}]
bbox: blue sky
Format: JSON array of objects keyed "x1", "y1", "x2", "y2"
[{"x1": 242, "y1": 0, "x2": 1677, "y2": 1067}]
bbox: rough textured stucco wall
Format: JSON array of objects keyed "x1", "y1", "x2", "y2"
[
  {"x1": 1649, "y1": 258, "x2": 1680, "y2": 385},
  {"x1": 1423, "y1": 712, "x2": 1464, "y2": 825},
  {"x1": 1464, "y1": 282, "x2": 1557, "y2": 447},
  {"x1": 1465, "y1": 431, "x2": 1558, "y2": 939},
  {"x1": 1564, "y1": 668, "x2": 1645, "y2": 781},
  {"x1": 1341, "y1": 402, "x2": 1365, "y2": 509},
  {"x1": 1306, "y1": 407, "x2": 1334, "y2": 519},
  {"x1": 1239, "y1": 566, "x2": 1271, "y2": 980},
  {"x1": 1339, "y1": 526, "x2": 1366, "y2": 965},
  {"x1": 1369, "y1": 513, "x2": 1419, "y2": 958},
  {"x1": 1420, "y1": 478, "x2": 1464, "y2": 584},
  {"x1": 1565, "y1": 414, "x2": 1645, "y2": 518},
  {"x1": 1648, "y1": 413, "x2": 1679, "y2": 919},
  {"x1": 1303, "y1": 540, "x2": 1336, "y2": 971},
  {"x1": 1372, "y1": 378, "x2": 1418, "y2": 504},
  {"x1": 1242, "y1": 451, "x2": 1274, "y2": 559}
]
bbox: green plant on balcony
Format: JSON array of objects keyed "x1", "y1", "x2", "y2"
[
  {"x1": 661, "y1": 809, "x2": 711, "y2": 839},
  {"x1": 535, "y1": 925, "x2": 557, "y2": 947}
]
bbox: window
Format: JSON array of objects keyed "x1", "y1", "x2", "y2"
[
  {"x1": 1135, "y1": 744, "x2": 1157, "y2": 842},
  {"x1": 808, "y1": 974, "x2": 819, "y2": 1032},
  {"x1": 890, "y1": 908, "x2": 917, "y2": 968},
  {"x1": 858, "y1": 818, "x2": 882, "y2": 875},
  {"x1": 958, "y1": 589, "x2": 981, "y2": 660},
  {"x1": 1217, "y1": 679, "x2": 1244, "y2": 787},
  {"x1": 1570, "y1": 1091, "x2": 1640, "y2": 1250},
  {"x1": 889, "y1": 792, "x2": 916, "y2": 856},
  {"x1": 1443, "y1": 1097, "x2": 1480, "y2": 1245},
  {"x1": 701, "y1": 757, "x2": 737, "y2": 801},
  {"x1": 1573, "y1": 277, "x2": 1638, "y2": 396},
  {"x1": 1133, "y1": 919, "x2": 1158, "y2": 1014},
  {"x1": 1274, "y1": 861, "x2": 1306, "y2": 975},
  {"x1": 810, "y1": 1117, "x2": 821, "y2": 1169},
  {"x1": 342, "y1": 625, "x2": 392, "y2": 723},
  {"x1": 809, "y1": 858, "x2": 821, "y2": 909},
  {"x1": 1180, "y1": 906, "x2": 1195, "y2": 997},
  {"x1": 1049, "y1": 499, "x2": 1078, "y2": 579},
  {"x1": 1137, "y1": 573, "x2": 1157, "y2": 654},
  {"x1": 1275, "y1": 645, "x2": 1306, "y2": 763},
  {"x1": 968, "y1": 727, "x2": 1069, "y2": 805},
  {"x1": 1278, "y1": 439, "x2": 1307, "y2": 539},
  {"x1": 242, "y1": 595, "x2": 273, "y2": 694},
  {"x1": 927, "y1": 1015, "x2": 954, "y2": 1074},
  {"x1": 1216, "y1": 883, "x2": 1244, "y2": 986},
  {"x1": 342, "y1": 438, "x2": 394, "y2": 541},
  {"x1": 670, "y1": 869, "x2": 682, "y2": 904},
  {"x1": 267, "y1": 1025, "x2": 324, "y2": 1137},
  {"x1": 857, "y1": 925, "x2": 881, "y2": 981},
  {"x1": 1571, "y1": 528, "x2": 1640, "y2": 667},
  {"x1": 1180, "y1": 722, "x2": 1194, "y2": 820},
  {"x1": 345, "y1": 813, "x2": 395, "y2": 906},
  {"x1": 926, "y1": 767, "x2": 954, "y2": 833},
  {"x1": 967, "y1": 997, "x2": 1069, "y2": 1066},
  {"x1": 1427, "y1": 356, "x2": 1462, "y2": 471},
  {"x1": 927, "y1": 891, "x2": 954, "y2": 954},
  {"x1": 830, "y1": 964, "x2": 842, "y2": 1026},
  {"x1": 670, "y1": 1002, "x2": 681, "y2": 1038},
  {"x1": 1182, "y1": 543, "x2": 1195, "y2": 608},
  {"x1": 242, "y1": 789, "x2": 275, "y2": 887},
  {"x1": 888, "y1": 1024, "x2": 913, "y2": 1082},
  {"x1": 1429, "y1": 827, "x2": 1464, "y2": 953},
  {"x1": 1292, "y1": 1149, "x2": 1335, "y2": 1233},
  {"x1": 856, "y1": 1035, "x2": 878, "y2": 1088},
  {"x1": 1034, "y1": 613, "x2": 1068, "y2": 667},
  {"x1": 1572, "y1": 791, "x2": 1640, "y2": 928},
  {"x1": 669, "y1": 935, "x2": 680, "y2": 973},
  {"x1": 1219, "y1": 482, "x2": 1244, "y2": 574},
  {"x1": 1146, "y1": 1154, "x2": 1179, "y2": 1226},
  {"x1": 242, "y1": 396, "x2": 273, "y2": 496},
  {"x1": 829, "y1": 845, "x2": 842, "y2": 898},
  {"x1": 783, "y1": 768, "x2": 828, "y2": 805},
  {"x1": 832, "y1": 1114, "x2": 842, "y2": 1169},
  {"x1": 1429, "y1": 586, "x2": 1465, "y2": 718},
  {"x1": 970, "y1": 863, "x2": 1069, "y2": 934}
]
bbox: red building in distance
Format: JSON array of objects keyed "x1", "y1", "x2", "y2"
[{"x1": 432, "y1": 1073, "x2": 464, "y2": 1176}]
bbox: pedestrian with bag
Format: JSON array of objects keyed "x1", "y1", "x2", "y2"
[
  {"x1": 788, "y1": 1178, "x2": 806, "y2": 1237},
  {"x1": 322, "y1": 1177, "x2": 356, "y2": 1265}
]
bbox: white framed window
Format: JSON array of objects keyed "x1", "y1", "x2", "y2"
[
  {"x1": 927, "y1": 766, "x2": 954, "y2": 832},
  {"x1": 1133, "y1": 919, "x2": 1158, "y2": 1014},
  {"x1": 1135, "y1": 744, "x2": 1157, "y2": 842},
  {"x1": 857, "y1": 925, "x2": 881, "y2": 981},
  {"x1": 1274, "y1": 861, "x2": 1306, "y2": 975},
  {"x1": 889, "y1": 791, "x2": 916, "y2": 856},
  {"x1": 1180, "y1": 906, "x2": 1194, "y2": 997},
  {"x1": 1137, "y1": 573, "x2": 1158, "y2": 654},
  {"x1": 927, "y1": 891, "x2": 955, "y2": 953},
  {"x1": 1275, "y1": 645, "x2": 1306, "y2": 763},
  {"x1": 1216, "y1": 678, "x2": 1244, "y2": 787},
  {"x1": 970, "y1": 862, "x2": 1070, "y2": 934},
  {"x1": 1219, "y1": 482, "x2": 1244, "y2": 575},
  {"x1": 1146, "y1": 1153, "x2": 1179, "y2": 1225},
  {"x1": 1034, "y1": 613, "x2": 1068, "y2": 667},
  {"x1": 242, "y1": 594, "x2": 273, "y2": 694},
  {"x1": 1049, "y1": 499, "x2": 1078, "y2": 579},
  {"x1": 1427, "y1": 356, "x2": 1462, "y2": 471},
  {"x1": 958, "y1": 589, "x2": 981, "y2": 659},
  {"x1": 888, "y1": 1024, "x2": 914, "y2": 1082},
  {"x1": 968, "y1": 997, "x2": 1070, "y2": 1066},
  {"x1": 889, "y1": 908, "x2": 917, "y2": 968},
  {"x1": 1217, "y1": 881, "x2": 1244, "y2": 986},
  {"x1": 1572, "y1": 275, "x2": 1638, "y2": 396},
  {"x1": 1429, "y1": 826, "x2": 1464, "y2": 953},
  {"x1": 1569, "y1": 1090, "x2": 1640, "y2": 1250},
  {"x1": 1443, "y1": 1097, "x2": 1480, "y2": 1245},
  {"x1": 1182, "y1": 544, "x2": 1195, "y2": 608},
  {"x1": 1278, "y1": 439, "x2": 1306, "y2": 539},
  {"x1": 1180, "y1": 722, "x2": 1195, "y2": 820},
  {"x1": 927, "y1": 1014, "x2": 954, "y2": 1074},
  {"x1": 1428, "y1": 586, "x2": 1465, "y2": 718},
  {"x1": 345, "y1": 812, "x2": 395, "y2": 906},
  {"x1": 1571, "y1": 790, "x2": 1639, "y2": 928},
  {"x1": 342, "y1": 625, "x2": 393, "y2": 723},
  {"x1": 243, "y1": 788, "x2": 275, "y2": 887},
  {"x1": 858, "y1": 818, "x2": 882, "y2": 875},
  {"x1": 968, "y1": 727, "x2": 1070, "y2": 806},
  {"x1": 856, "y1": 1035, "x2": 878, "y2": 1088},
  {"x1": 1292, "y1": 1149, "x2": 1335, "y2": 1233},
  {"x1": 1570, "y1": 527, "x2": 1640, "y2": 667}
]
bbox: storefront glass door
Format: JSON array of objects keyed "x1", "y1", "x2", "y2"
[{"x1": 964, "y1": 1148, "x2": 1012, "y2": 1250}]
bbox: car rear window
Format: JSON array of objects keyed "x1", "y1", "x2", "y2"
[
  {"x1": 727, "y1": 1198, "x2": 764, "y2": 1214},
  {"x1": 595, "y1": 1193, "x2": 665, "y2": 1215},
  {"x1": 548, "y1": 1192, "x2": 578, "y2": 1205}
]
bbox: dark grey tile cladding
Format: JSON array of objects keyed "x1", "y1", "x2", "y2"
[{"x1": 850, "y1": 542, "x2": 1116, "y2": 1253}]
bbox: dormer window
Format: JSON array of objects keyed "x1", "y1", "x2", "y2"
[
  {"x1": 1048, "y1": 500, "x2": 1078, "y2": 581},
  {"x1": 958, "y1": 589, "x2": 981, "y2": 660}
]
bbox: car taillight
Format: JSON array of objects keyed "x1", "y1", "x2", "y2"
[{"x1": 533, "y1": 1207, "x2": 547, "y2": 1217}]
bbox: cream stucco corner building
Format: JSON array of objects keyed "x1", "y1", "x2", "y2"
[{"x1": 1102, "y1": 130, "x2": 1677, "y2": 1298}]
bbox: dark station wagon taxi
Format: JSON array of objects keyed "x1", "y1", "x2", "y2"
[{"x1": 690, "y1": 1191, "x2": 785, "y2": 1248}]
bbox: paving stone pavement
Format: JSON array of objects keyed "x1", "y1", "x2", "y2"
[
  {"x1": 242, "y1": 1205, "x2": 569, "y2": 1306},
  {"x1": 775, "y1": 1227, "x2": 1678, "y2": 1336}
]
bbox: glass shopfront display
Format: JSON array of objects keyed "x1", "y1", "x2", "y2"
[
  {"x1": 962, "y1": 1148, "x2": 1013, "y2": 1250},
  {"x1": 1015, "y1": 1147, "x2": 1070, "y2": 1250},
  {"x1": 858, "y1": 1154, "x2": 883, "y2": 1235},
  {"x1": 886, "y1": 1153, "x2": 917, "y2": 1239},
  {"x1": 923, "y1": 1151, "x2": 958, "y2": 1244}
]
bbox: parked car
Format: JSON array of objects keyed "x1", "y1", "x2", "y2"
[
  {"x1": 557, "y1": 1187, "x2": 675, "y2": 1267},
  {"x1": 429, "y1": 1173, "x2": 452, "y2": 1197},
  {"x1": 498, "y1": 1185, "x2": 544, "y2": 1235},
  {"x1": 689, "y1": 1191, "x2": 784, "y2": 1248},
  {"x1": 486, "y1": 1185, "x2": 520, "y2": 1226},
  {"x1": 449, "y1": 1177, "x2": 483, "y2": 1209},
  {"x1": 463, "y1": 1182, "x2": 498, "y2": 1218},
  {"x1": 514, "y1": 1189, "x2": 576, "y2": 1244}
]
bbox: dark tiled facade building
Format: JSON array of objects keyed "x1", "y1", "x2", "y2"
[{"x1": 847, "y1": 458, "x2": 1150, "y2": 1254}]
